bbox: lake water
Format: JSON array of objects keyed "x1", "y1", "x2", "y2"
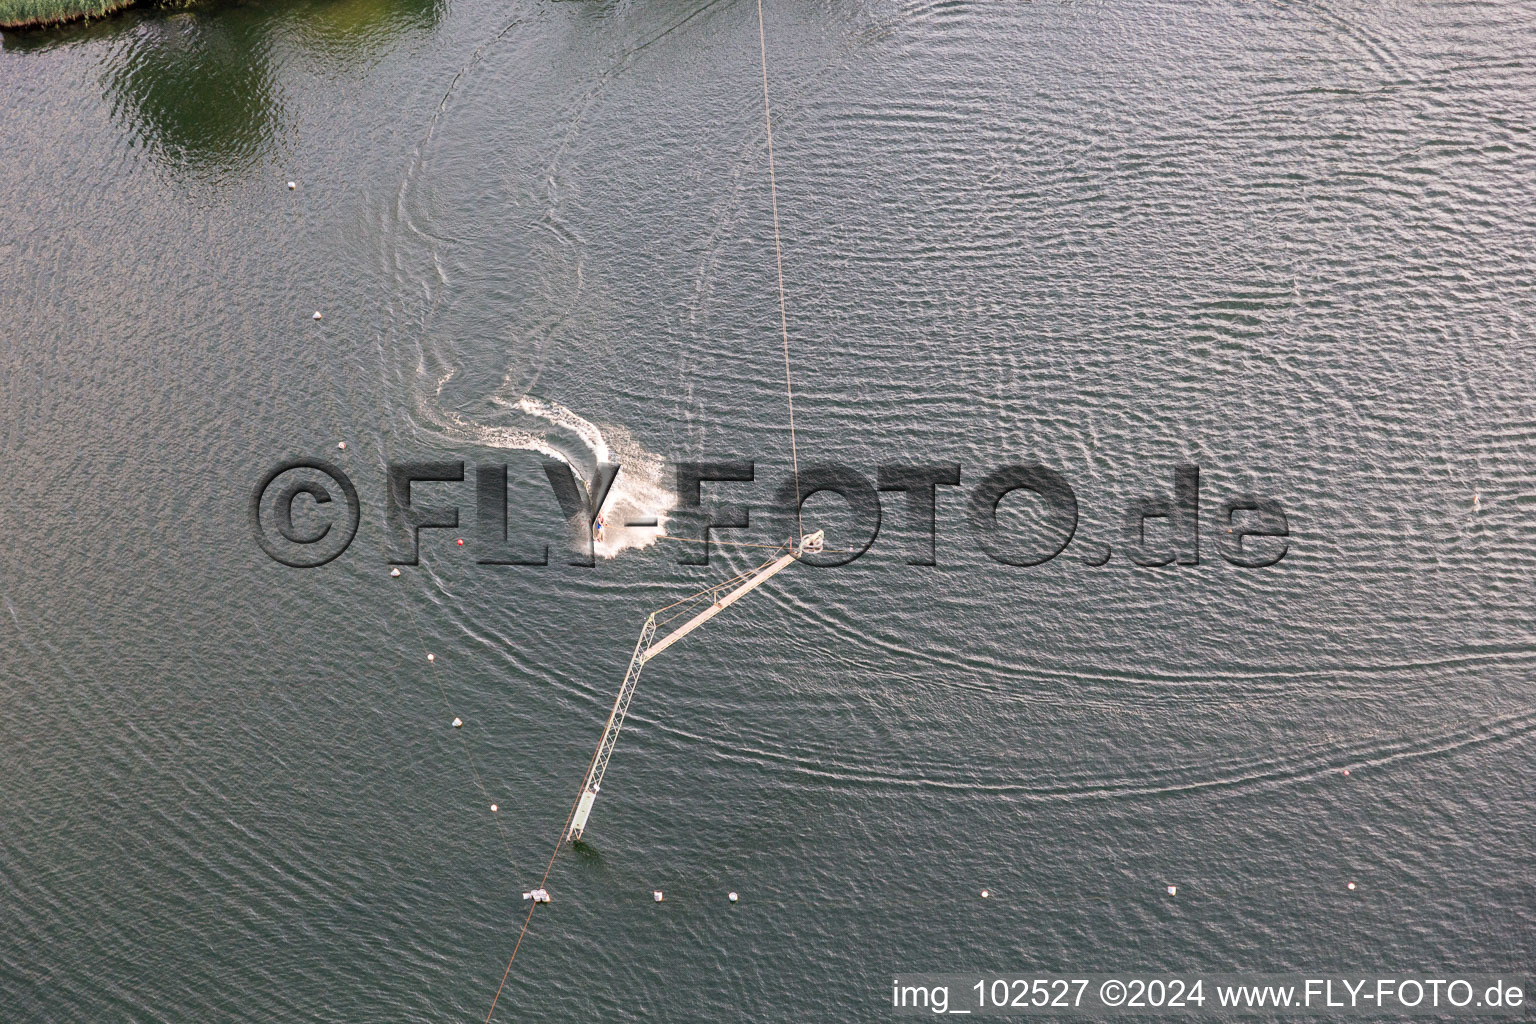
[{"x1": 3, "y1": 0, "x2": 1534, "y2": 1019}]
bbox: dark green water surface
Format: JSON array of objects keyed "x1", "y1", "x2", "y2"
[{"x1": 3, "y1": 0, "x2": 1534, "y2": 1019}]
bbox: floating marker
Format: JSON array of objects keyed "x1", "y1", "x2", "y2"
[
  {"x1": 287, "y1": 181, "x2": 296, "y2": 190},
  {"x1": 312, "y1": 311, "x2": 322, "y2": 320},
  {"x1": 653, "y1": 890, "x2": 664, "y2": 902},
  {"x1": 980, "y1": 889, "x2": 991, "y2": 898},
  {"x1": 337, "y1": 441, "x2": 346, "y2": 450},
  {"x1": 1347, "y1": 882, "x2": 1356, "y2": 890},
  {"x1": 491, "y1": 804, "x2": 498, "y2": 812},
  {"x1": 427, "y1": 653, "x2": 435, "y2": 663},
  {"x1": 456, "y1": 538, "x2": 464, "y2": 546},
  {"x1": 390, "y1": 568, "x2": 401, "y2": 577},
  {"x1": 1167, "y1": 885, "x2": 1177, "y2": 896},
  {"x1": 1342, "y1": 769, "x2": 1350, "y2": 776},
  {"x1": 452, "y1": 717, "x2": 462, "y2": 728},
  {"x1": 728, "y1": 892, "x2": 738, "y2": 903}
]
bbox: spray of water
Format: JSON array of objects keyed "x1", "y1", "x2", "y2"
[{"x1": 409, "y1": 376, "x2": 672, "y2": 558}]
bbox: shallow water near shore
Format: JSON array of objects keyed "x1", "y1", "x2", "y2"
[{"x1": 3, "y1": 0, "x2": 1535, "y2": 1019}]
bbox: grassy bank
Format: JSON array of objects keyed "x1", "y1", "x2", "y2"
[{"x1": 1, "y1": 0, "x2": 140, "y2": 29}]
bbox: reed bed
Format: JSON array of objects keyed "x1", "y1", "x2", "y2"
[{"x1": 1, "y1": 0, "x2": 139, "y2": 29}]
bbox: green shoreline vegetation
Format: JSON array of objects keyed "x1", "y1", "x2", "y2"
[{"x1": 1, "y1": 0, "x2": 140, "y2": 29}]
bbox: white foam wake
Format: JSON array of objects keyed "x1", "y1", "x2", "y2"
[
  {"x1": 414, "y1": 379, "x2": 671, "y2": 558},
  {"x1": 515, "y1": 396, "x2": 672, "y2": 558}
]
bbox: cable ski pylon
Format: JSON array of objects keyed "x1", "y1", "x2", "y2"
[
  {"x1": 482, "y1": 3, "x2": 810, "y2": 1019},
  {"x1": 567, "y1": 529, "x2": 823, "y2": 842},
  {"x1": 481, "y1": 531, "x2": 824, "y2": 1024},
  {"x1": 566, "y1": 615, "x2": 655, "y2": 843}
]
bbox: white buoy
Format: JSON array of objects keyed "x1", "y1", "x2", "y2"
[
  {"x1": 1347, "y1": 881, "x2": 1356, "y2": 890},
  {"x1": 490, "y1": 804, "x2": 498, "y2": 812},
  {"x1": 653, "y1": 890, "x2": 664, "y2": 902},
  {"x1": 312, "y1": 311, "x2": 323, "y2": 320},
  {"x1": 390, "y1": 568, "x2": 401, "y2": 577},
  {"x1": 728, "y1": 892, "x2": 738, "y2": 903},
  {"x1": 427, "y1": 653, "x2": 435, "y2": 663},
  {"x1": 452, "y1": 717, "x2": 462, "y2": 728},
  {"x1": 287, "y1": 181, "x2": 296, "y2": 190},
  {"x1": 1167, "y1": 885, "x2": 1177, "y2": 896},
  {"x1": 337, "y1": 441, "x2": 346, "y2": 450},
  {"x1": 980, "y1": 889, "x2": 991, "y2": 898}
]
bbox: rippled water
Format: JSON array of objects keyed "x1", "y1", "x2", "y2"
[{"x1": 3, "y1": 0, "x2": 1535, "y2": 1019}]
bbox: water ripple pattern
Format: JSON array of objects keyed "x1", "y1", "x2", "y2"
[{"x1": 2, "y1": 0, "x2": 1535, "y2": 1020}]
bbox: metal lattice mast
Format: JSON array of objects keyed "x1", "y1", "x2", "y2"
[
  {"x1": 565, "y1": 531, "x2": 822, "y2": 842},
  {"x1": 590, "y1": 616, "x2": 656, "y2": 791},
  {"x1": 566, "y1": 615, "x2": 656, "y2": 841}
]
